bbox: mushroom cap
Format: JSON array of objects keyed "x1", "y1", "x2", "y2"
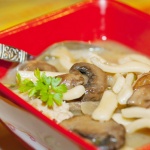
[
  {"x1": 133, "y1": 73, "x2": 150, "y2": 89},
  {"x1": 57, "y1": 72, "x2": 84, "y2": 90},
  {"x1": 128, "y1": 73, "x2": 150, "y2": 108},
  {"x1": 70, "y1": 62, "x2": 107, "y2": 101},
  {"x1": 127, "y1": 84, "x2": 150, "y2": 108},
  {"x1": 18, "y1": 60, "x2": 58, "y2": 72},
  {"x1": 60, "y1": 115, "x2": 125, "y2": 149}
]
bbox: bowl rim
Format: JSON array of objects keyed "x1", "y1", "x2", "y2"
[{"x1": 0, "y1": 0, "x2": 150, "y2": 38}]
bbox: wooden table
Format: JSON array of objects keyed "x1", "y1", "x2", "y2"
[
  {"x1": 0, "y1": 0, "x2": 150, "y2": 31},
  {"x1": 0, "y1": 0, "x2": 85, "y2": 31},
  {"x1": 0, "y1": 122, "x2": 27, "y2": 150}
]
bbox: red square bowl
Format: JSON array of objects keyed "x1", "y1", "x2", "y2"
[{"x1": 0, "y1": 0, "x2": 150, "y2": 150}]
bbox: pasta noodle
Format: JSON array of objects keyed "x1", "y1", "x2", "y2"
[
  {"x1": 18, "y1": 71, "x2": 65, "y2": 82},
  {"x1": 112, "y1": 74, "x2": 125, "y2": 93},
  {"x1": 63, "y1": 85, "x2": 85, "y2": 101},
  {"x1": 50, "y1": 46, "x2": 74, "y2": 70},
  {"x1": 112, "y1": 113, "x2": 134, "y2": 126},
  {"x1": 117, "y1": 83, "x2": 133, "y2": 104},
  {"x1": 91, "y1": 57, "x2": 150, "y2": 73},
  {"x1": 118, "y1": 54, "x2": 150, "y2": 65},
  {"x1": 126, "y1": 118, "x2": 150, "y2": 133},
  {"x1": 117, "y1": 73, "x2": 134, "y2": 104},
  {"x1": 92, "y1": 90, "x2": 118, "y2": 121},
  {"x1": 121, "y1": 107, "x2": 150, "y2": 119}
]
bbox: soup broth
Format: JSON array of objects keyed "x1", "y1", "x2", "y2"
[{"x1": 1, "y1": 40, "x2": 150, "y2": 150}]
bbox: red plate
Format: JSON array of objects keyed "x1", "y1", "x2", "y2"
[{"x1": 0, "y1": 0, "x2": 150, "y2": 149}]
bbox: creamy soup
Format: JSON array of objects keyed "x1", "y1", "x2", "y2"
[{"x1": 1, "y1": 40, "x2": 150, "y2": 150}]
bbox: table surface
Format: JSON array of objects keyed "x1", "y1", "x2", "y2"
[
  {"x1": 0, "y1": 0, "x2": 85, "y2": 31},
  {"x1": 0, "y1": 0, "x2": 150, "y2": 31},
  {"x1": 0, "y1": 0, "x2": 150, "y2": 150},
  {"x1": 0, "y1": 122, "x2": 27, "y2": 150}
]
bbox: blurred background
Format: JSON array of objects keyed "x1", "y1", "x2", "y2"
[
  {"x1": 0, "y1": 0, "x2": 150, "y2": 149},
  {"x1": 0, "y1": 0, "x2": 150, "y2": 31}
]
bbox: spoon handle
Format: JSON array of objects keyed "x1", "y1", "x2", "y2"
[{"x1": 0, "y1": 44, "x2": 28, "y2": 63}]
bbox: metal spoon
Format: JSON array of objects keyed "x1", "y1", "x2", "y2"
[
  {"x1": 0, "y1": 43, "x2": 33, "y2": 63},
  {"x1": 0, "y1": 41, "x2": 103, "y2": 63}
]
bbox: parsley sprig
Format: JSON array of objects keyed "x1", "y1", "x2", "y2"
[{"x1": 16, "y1": 69, "x2": 67, "y2": 107}]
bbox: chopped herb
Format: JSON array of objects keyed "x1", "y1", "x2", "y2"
[{"x1": 16, "y1": 69, "x2": 67, "y2": 107}]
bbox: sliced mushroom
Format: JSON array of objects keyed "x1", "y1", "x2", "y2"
[
  {"x1": 133, "y1": 73, "x2": 150, "y2": 89},
  {"x1": 57, "y1": 72, "x2": 84, "y2": 89},
  {"x1": 18, "y1": 60, "x2": 58, "y2": 72},
  {"x1": 57, "y1": 62, "x2": 107, "y2": 114},
  {"x1": 60, "y1": 115, "x2": 125, "y2": 149},
  {"x1": 127, "y1": 85, "x2": 150, "y2": 108},
  {"x1": 70, "y1": 62, "x2": 107, "y2": 101}
]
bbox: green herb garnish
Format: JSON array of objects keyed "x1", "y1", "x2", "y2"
[{"x1": 16, "y1": 69, "x2": 67, "y2": 107}]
